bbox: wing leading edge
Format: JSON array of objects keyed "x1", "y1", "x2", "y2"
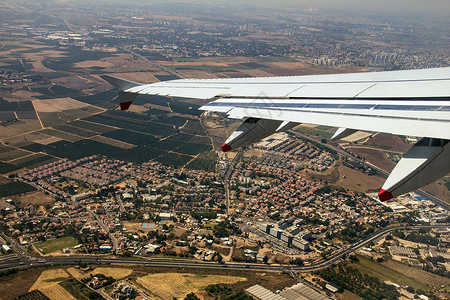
[{"x1": 102, "y1": 67, "x2": 450, "y2": 202}]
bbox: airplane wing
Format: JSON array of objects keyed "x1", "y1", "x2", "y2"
[{"x1": 101, "y1": 67, "x2": 450, "y2": 201}]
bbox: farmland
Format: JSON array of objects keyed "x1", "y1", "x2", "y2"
[
  {"x1": 352, "y1": 255, "x2": 429, "y2": 291},
  {"x1": 135, "y1": 272, "x2": 247, "y2": 299}
]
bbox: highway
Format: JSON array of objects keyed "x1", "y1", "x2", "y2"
[{"x1": 1, "y1": 224, "x2": 447, "y2": 273}]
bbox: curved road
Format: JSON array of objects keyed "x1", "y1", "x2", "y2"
[{"x1": 1, "y1": 224, "x2": 447, "y2": 273}]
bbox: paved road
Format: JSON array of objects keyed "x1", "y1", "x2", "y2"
[
  {"x1": 1, "y1": 224, "x2": 447, "y2": 272},
  {"x1": 289, "y1": 131, "x2": 450, "y2": 211}
]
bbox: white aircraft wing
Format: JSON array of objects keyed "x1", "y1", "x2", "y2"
[{"x1": 101, "y1": 67, "x2": 450, "y2": 201}]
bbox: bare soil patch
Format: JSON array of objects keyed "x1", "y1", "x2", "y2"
[
  {"x1": 99, "y1": 72, "x2": 158, "y2": 84},
  {"x1": 335, "y1": 165, "x2": 385, "y2": 192},
  {"x1": 265, "y1": 62, "x2": 306, "y2": 69},
  {"x1": 74, "y1": 60, "x2": 113, "y2": 68},
  {"x1": 36, "y1": 136, "x2": 64, "y2": 145},
  {"x1": 239, "y1": 68, "x2": 275, "y2": 77},
  {"x1": 178, "y1": 69, "x2": 218, "y2": 79},
  {"x1": 365, "y1": 133, "x2": 411, "y2": 153},
  {"x1": 12, "y1": 190, "x2": 55, "y2": 206},
  {"x1": 9, "y1": 89, "x2": 43, "y2": 99},
  {"x1": 32, "y1": 98, "x2": 90, "y2": 112},
  {"x1": 347, "y1": 147, "x2": 396, "y2": 172},
  {"x1": 31, "y1": 60, "x2": 56, "y2": 73}
]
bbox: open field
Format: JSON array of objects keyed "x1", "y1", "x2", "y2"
[
  {"x1": 352, "y1": 255, "x2": 428, "y2": 291},
  {"x1": 381, "y1": 259, "x2": 450, "y2": 288},
  {"x1": 67, "y1": 267, "x2": 133, "y2": 280},
  {"x1": 335, "y1": 165, "x2": 384, "y2": 193},
  {"x1": 89, "y1": 135, "x2": 136, "y2": 149},
  {"x1": 0, "y1": 148, "x2": 31, "y2": 161},
  {"x1": 34, "y1": 236, "x2": 79, "y2": 254},
  {"x1": 347, "y1": 147, "x2": 396, "y2": 172},
  {"x1": 0, "y1": 269, "x2": 44, "y2": 300},
  {"x1": 40, "y1": 284, "x2": 76, "y2": 300},
  {"x1": 136, "y1": 272, "x2": 246, "y2": 299},
  {"x1": 30, "y1": 269, "x2": 70, "y2": 291},
  {"x1": 39, "y1": 128, "x2": 84, "y2": 142},
  {"x1": 8, "y1": 153, "x2": 57, "y2": 169},
  {"x1": 32, "y1": 98, "x2": 90, "y2": 113},
  {"x1": 11, "y1": 190, "x2": 55, "y2": 206}
]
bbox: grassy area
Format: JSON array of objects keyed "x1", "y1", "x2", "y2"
[
  {"x1": 34, "y1": 236, "x2": 78, "y2": 254},
  {"x1": 294, "y1": 126, "x2": 334, "y2": 138},
  {"x1": 352, "y1": 255, "x2": 428, "y2": 291}
]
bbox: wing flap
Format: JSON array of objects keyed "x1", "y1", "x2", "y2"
[{"x1": 225, "y1": 106, "x2": 450, "y2": 140}]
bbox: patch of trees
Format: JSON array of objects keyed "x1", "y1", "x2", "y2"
[
  {"x1": 392, "y1": 230, "x2": 439, "y2": 246},
  {"x1": 213, "y1": 221, "x2": 242, "y2": 238},
  {"x1": 316, "y1": 264, "x2": 400, "y2": 299}
]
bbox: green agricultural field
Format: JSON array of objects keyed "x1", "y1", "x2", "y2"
[
  {"x1": 0, "y1": 99, "x2": 35, "y2": 111},
  {"x1": 352, "y1": 255, "x2": 428, "y2": 291},
  {"x1": 169, "y1": 101, "x2": 201, "y2": 116},
  {"x1": 0, "y1": 148, "x2": 31, "y2": 161},
  {"x1": 12, "y1": 153, "x2": 57, "y2": 169},
  {"x1": 73, "y1": 90, "x2": 117, "y2": 106},
  {"x1": 45, "y1": 139, "x2": 122, "y2": 160},
  {"x1": 294, "y1": 126, "x2": 334, "y2": 138},
  {"x1": 169, "y1": 133, "x2": 196, "y2": 142},
  {"x1": 39, "y1": 128, "x2": 84, "y2": 142},
  {"x1": 133, "y1": 94, "x2": 170, "y2": 107},
  {"x1": 35, "y1": 236, "x2": 79, "y2": 254},
  {"x1": 102, "y1": 129, "x2": 158, "y2": 146},
  {"x1": 154, "y1": 74, "x2": 179, "y2": 81},
  {"x1": 0, "y1": 180, "x2": 36, "y2": 197},
  {"x1": 60, "y1": 278, "x2": 103, "y2": 300},
  {"x1": 186, "y1": 151, "x2": 217, "y2": 172},
  {"x1": 69, "y1": 120, "x2": 116, "y2": 134},
  {"x1": 54, "y1": 124, "x2": 98, "y2": 138},
  {"x1": 0, "y1": 161, "x2": 20, "y2": 174},
  {"x1": 155, "y1": 152, "x2": 192, "y2": 167},
  {"x1": 37, "y1": 112, "x2": 78, "y2": 127},
  {"x1": 177, "y1": 143, "x2": 212, "y2": 155},
  {"x1": 189, "y1": 136, "x2": 211, "y2": 145},
  {"x1": 239, "y1": 62, "x2": 267, "y2": 68},
  {"x1": 156, "y1": 116, "x2": 188, "y2": 127},
  {"x1": 42, "y1": 46, "x2": 112, "y2": 72},
  {"x1": 152, "y1": 139, "x2": 182, "y2": 151},
  {"x1": 111, "y1": 145, "x2": 166, "y2": 163}
]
